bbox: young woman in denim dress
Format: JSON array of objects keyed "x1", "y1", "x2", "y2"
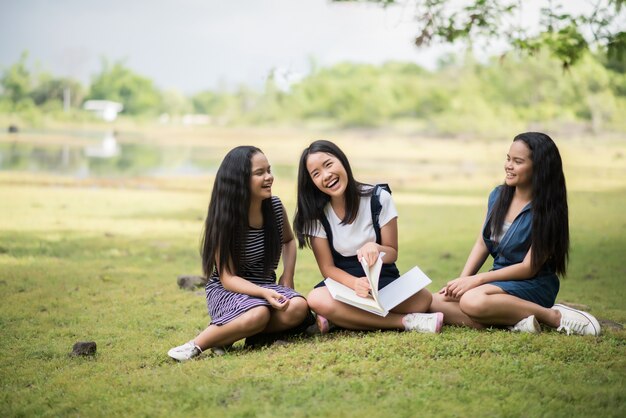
[{"x1": 430, "y1": 132, "x2": 601, "y2": 335}]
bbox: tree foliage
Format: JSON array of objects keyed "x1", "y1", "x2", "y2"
[
  {"x1": 88, "y1": 59, "x2": 162, "y2": 115},
  {"x1": 0, "y1": 52, "x2": 86, "y2": 117},
  {"x1": 2, "y1": 49, "x2": 624, "y2": 135},
  {"x1": 333, "y1": 0, "x2": 626, "y2": 69},
  {"x1": 31, "y1": 74, "x2": 85, "y2": 109},
  {"x1": 252, "y1": 51, "x2": 626, "y2": 134},
  {"x1": 1, "y1": 52, "x2": 32, "y2": 104}
]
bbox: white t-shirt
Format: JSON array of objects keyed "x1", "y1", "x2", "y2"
[
  {"x1": 311, "y1": 188, "x2": 398, "y2": 257},
  {"x1": 491, "y1": 220, "x2": 512, "y2": 243}
]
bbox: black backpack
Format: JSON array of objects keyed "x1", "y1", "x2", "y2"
[
  {"x1": 319, "y1": 183, "x2": 392, "y2": 246},
  {"x1": 370, "y1": 184, "x2": 391, "y2": 244},
  {"x1": 317, "y1": 183, "x2": 399, "y2": 281}
]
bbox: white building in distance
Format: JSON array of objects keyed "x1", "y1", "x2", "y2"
[{"x1": 83, "y1": 100, "x2": 124, "y2": 121}]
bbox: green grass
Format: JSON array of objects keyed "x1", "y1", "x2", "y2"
[{"x1": 1, "y1": 131, "x2": 625, "y2": 417}]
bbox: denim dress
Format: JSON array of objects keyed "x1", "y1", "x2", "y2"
[{"x1": 482, "y1": 186, "x2": 560, "y2": 308}]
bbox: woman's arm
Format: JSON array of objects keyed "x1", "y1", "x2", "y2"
[
  {"x1": 311, "y1": 237, "x2": 369, "y2": 292},
  {"x1": 218, "y1": 258, "x2": 288, "y2": 310},
  {"x1": 440, "y1": 208, "x2": 490, "y2": 298},
  {"x1": 357, "y1": 217, "x2": 399, "y2": 267},
  {"x1": 444, "y1": 247, "x2": 540, "y2": 299},
  {"x1": 476, "y1": 247, "x2": 539, "y2": 282},
  {"x1": 278, "y1": 205, "x2": 296, "y2": 289},
  {"x1": 459, "y1": 232, "x2": 490, "y2": 277}
]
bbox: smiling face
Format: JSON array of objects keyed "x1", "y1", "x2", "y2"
[
  {"x1": 504, "y1": 140, "x2": 533, "y2": 189},
  {"x1": 249, "y1": 152, "x2": 273, "y2": 201},
  {"x1": 305, "y1": 152, "x2": 348, "y2": 199}
]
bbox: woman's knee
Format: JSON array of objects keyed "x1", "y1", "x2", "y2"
[
  {"x1": 429, "y1": 291, "x2": 446, "y2": 312},
  {"x1": 396, "y1": 288, "x2": 433, "y2": 313},
  {"x1": 459, "y1": 290, "x2": 488, "y2": 318},
  {"x1": 306, "y1": 288, "x2": 334, "y2": 316},
  {"x1": 239, "y1": 306, "x2": 271, "y2": 333},
  {"x1": 415, "y1": 288, "x2": 433, "y2": 309},
  {"x1": 283, "y1": 297, "x2": 309, "y2": 326}
]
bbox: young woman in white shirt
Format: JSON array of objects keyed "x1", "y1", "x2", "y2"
[{"x1": 293, "y1": 140, "x2": 442, "y2": 334}]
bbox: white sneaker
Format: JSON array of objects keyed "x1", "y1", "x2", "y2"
[
  {"x1": 403, "y1": 312, "x2": 444, "y2": 333},
  {"x1": 509, "y1": 315, "x2": 541, "y2": 334},
  {"x1": 168, "y1": 341, "x2": 202, "y2": 361},
  {"x1": 552, "y1": 304, "x2": 601, "y2": 336}
]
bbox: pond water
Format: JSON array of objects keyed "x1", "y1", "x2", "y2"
[{"x1": 0, "y1": 132, "x2": 222, "y2": 177}]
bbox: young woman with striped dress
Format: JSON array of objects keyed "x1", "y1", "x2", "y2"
[{"x1": 168, "y1": 146, "x2": 309, "y2": 361}]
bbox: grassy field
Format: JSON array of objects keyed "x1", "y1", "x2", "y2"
[{"x1": 1, "y1": 127, "x2": 625, "y2": 417}]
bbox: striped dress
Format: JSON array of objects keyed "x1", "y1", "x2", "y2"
[{"x1": 204, "y1": 196, "x2": 303, "y2": 325}]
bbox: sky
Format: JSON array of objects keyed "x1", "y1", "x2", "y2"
[
  {"x1": 1, "y1": 0, "x2": 444, "y2": 93},
  {"x1": 0, "y1": 0, "x2": 601, "y2": 94}
]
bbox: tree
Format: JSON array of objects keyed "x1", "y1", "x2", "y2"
[
  {"x1": 88, "y1": 59, "x2": 162, "y2": 115},
  {"x1": 191, "y1": 90, "x2": 232, "y2": 115},
  {"x1": 333, "y1": 0, "x2": 626, "y2": 69},
  {"x1": 159, "y1": 89, "x2": 192, "y2": 115},
  {"x1": 1, "y1": 51, "x2": 32, "y2": 104},
  {"x1": 30, "y1": 73, "x2": 85, "y2": 108}
]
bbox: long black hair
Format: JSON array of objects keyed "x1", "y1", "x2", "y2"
[
  {"x1": 293, "y1": 140, "x2": 369, "y2": 249},
  {"x1": 489, "y1": 132, "x2": 569, "y2": 276},
  {"x1": 201, "y1": 146, "x2": 280, "y2": 278}
]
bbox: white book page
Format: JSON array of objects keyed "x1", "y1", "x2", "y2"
[
  {"x1": 360, "y1": 252, "x2": 384, "y2": 305},
  {"x1": 378, "y1": 266, "x2": 432, "y2": 311},
  {"x1": 325, "y1": 278, "x2": 385, "y2": 314}
]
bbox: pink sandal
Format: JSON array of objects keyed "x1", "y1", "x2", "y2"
[{"x1": 316, "y1": 314, "x2": 331, "y2": 334}]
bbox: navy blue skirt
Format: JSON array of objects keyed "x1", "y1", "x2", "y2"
[
  {"x1": 314, "y1": 254, "x2": 400, "y2": 291},
  {"x1": 490, "y1": 274, "x2": 560, "y2": 308},
  {"x1": 314, "y1": 273, "x2": 398, "y2": 290}
]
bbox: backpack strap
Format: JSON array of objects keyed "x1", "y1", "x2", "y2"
[
  {"x1": 316, "y1": 184, "x2": 400, "y2": 285},
  {"x1": 320, "y1": 183, "x2": 392, "y2": 248},
  {"x1": 319, "y1": 211, "x2": 334, "y2": 251},
  {"x1": 371, "y1": 183, "x2": 391, "y2": 244}
]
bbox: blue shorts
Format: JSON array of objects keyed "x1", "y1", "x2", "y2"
[{"x1": 489, "y1": 275, "x2": 560, "y2": 308}]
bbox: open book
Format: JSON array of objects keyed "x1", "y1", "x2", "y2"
[{"x1": 324, "y1": 253, "x2": 432, "y2": 317}]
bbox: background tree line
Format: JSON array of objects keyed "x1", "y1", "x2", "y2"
[{"x1": 1, "y1": 49, "x2": 625, "y2": 136}]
